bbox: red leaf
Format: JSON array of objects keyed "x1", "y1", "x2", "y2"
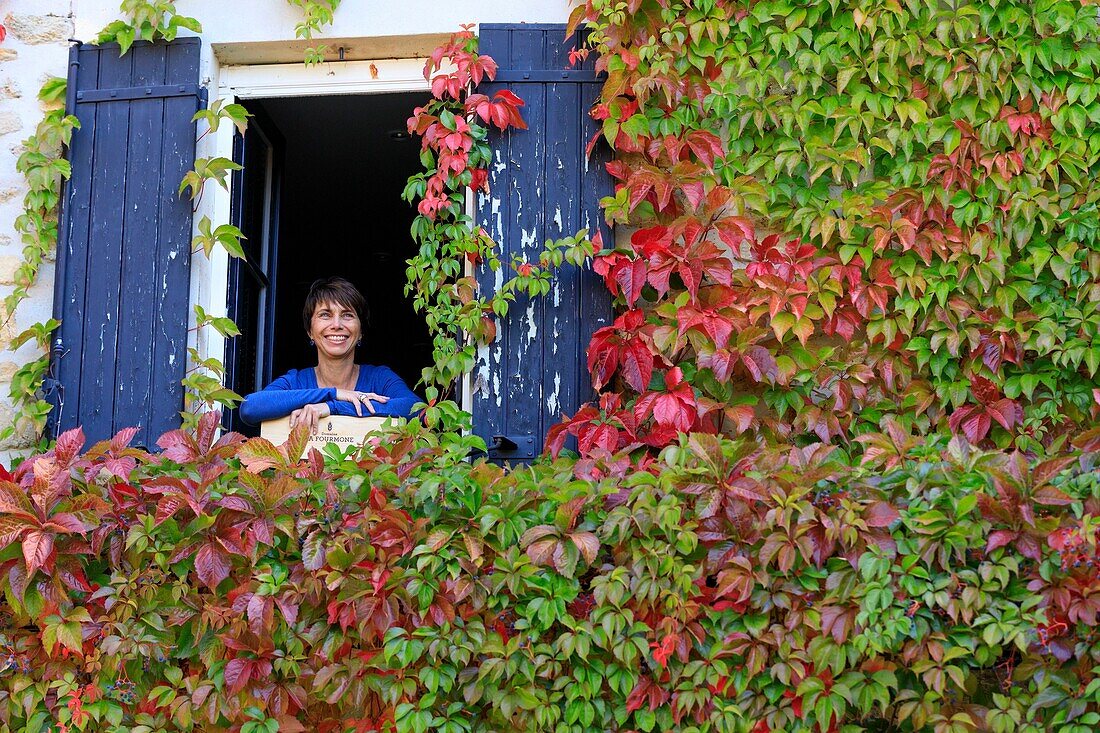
[
  {"x1": 652, "y1": 633, "x2": 677, "y2": 668},
  {"x1": 43, "y1": 513, "x2": 85, "y2": 534},
  {"x1": 681, "y1": 181, "x2": 705, "y2": 209},
  {"x1": 650, "y1": 393, "x2": 693, "y2": 432},
  {"x1": 569, "y1": 531, "x2": 600, "y2": 565},
  {"x1": 621, "y1": 338, "x2": 654, "y2": 392},
  {"x1": 224, "y1": 658, "x2": 252, "y2": 695},
  {"x1": 949, "y1": 405, "x2": 990, "y2": 443},
  {"x1": 217, "y1": 496, "x2": 253, "y2": 513},
  {"x1": 631, "y1": 225, "x2": 672, "y2": 255},
  {"x1": 614, "y1": 257, "x2": 648, "y2": 306},
  {"x1": 716, "y1": 216, "x2": 754, "y2": 249},
  {"x1": 986, "y1": 399, "x2": 1022, "y2": 432},
  {"x1": 864, "y1": 501, "x2": 899, "y2": 528},
  {"x1": 698, "y1": 347, "x2": 735, "y2": 381},
  {"x1": 985, "y1": 529, "x2": 1017, "y2": 553},
  {"x1": 157, "y1": 430, "x2": 197, "y2": 463},
  {"x1": 195, "y1": 543, "x2": 231, "y2": 591},
  {"x1": 626, "y1": 679, "x2": 650, "y2": 713},
  {"x1": 1015, "y1": 533, "x2": 1042, "y2": 561},
  {"x1": 0, "y1": 480, "x2": 35, "y2": 518},
  {"x1": 0, "y1": 515, "x2": 30, "y2": 546},
  {"x1": 544, "y1": 421, "x2": 571, "y2": 458},
  {"x1": 740, "y1": 346, "x2": 778, "y2": 383},
  {"x1": 587, "y1": 328, "x2": 619, "y2": 391},
  {"x1": 970, "y1": 375, "x2": 1002, "y2": 405},
  {"x1": 247, "y1": 594, "x2": 274, "y2": 636},
  {"x1": 155, "y1": 496, "x2": 185, "y2": 526},
  {"x1": 54, "y1": 428, "x2": 85, "y2": 465},
  {"x1": 196, "y1": 410, "x2": 221, "y2": 453},
  {"x1": 1032, "y1": 486, "x2": 1072, "y2": 506},
  {"x1": 819, "y1": 605, "x2": 855, "y2": 644},
  {"x1": 961, "y1": 411, "x2": 992, "y2": 443},
  {"x1": 238, "y1": 438, "x2": 285, "y2": 473},
  {"x1": 22, "y1": 530, "x2": 54, "y2": 576},
  {"x1": 110, "y1": 426, "x2": 140, "y2": 452},
  {"x1": 58, "y1": 565, "x2": 93, "y2": 593}
]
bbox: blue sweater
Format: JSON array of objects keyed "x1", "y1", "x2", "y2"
[{"x1": 239, "y1": 365, "x2": 422, "y2": 425}]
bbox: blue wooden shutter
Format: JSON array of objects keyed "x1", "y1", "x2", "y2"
[
  {"x1": 475, "y1": 24, "x2": 613, "y2": 460},
  {"x1": 50, "y1": 38, "x2": 202, "y2": 446}
]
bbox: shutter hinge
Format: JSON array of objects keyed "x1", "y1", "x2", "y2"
[
  {"x1": 76, "y1": 83, "x2": 202, "y2": 103},
  {"x1": 488, "y1": 434, "x2": 535, "y2": 458},
  {"x1": 491, "y1": 70, "x2": 602, "y2": 83}
]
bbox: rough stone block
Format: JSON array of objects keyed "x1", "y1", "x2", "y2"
[
  {"x1": 0, "y1": 255, "x2": 19, "y2": 285},
  {"x1": 0, "y1": 80, "x2": 20, "y2": 98},
  {"x1": 0, "y1": 361, "x2": 17, "y2": 382},
  {"x1": 3, "y1": 13, "x2": 73, "y2": 45},
  {"x1": 0, "y1": 397, "x2": 36, "y2": 452},
  {"x1": 0, "y1": 112, "x2": 22, "y2": 137},
  {"x1": 0, "y1": 188, "x2": 18, "y2": 204},
  {"x1": 0, "y1": 318, "x2": 17, "y2": 351},
  {"x1": 0, "y1": 49, "x2": 18, "y2": 63}
]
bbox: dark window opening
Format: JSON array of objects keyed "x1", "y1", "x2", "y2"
[{"x1": 226, "y1": 92, "x2": 432, "y2": 435}]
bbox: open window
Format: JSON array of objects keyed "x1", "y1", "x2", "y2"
[
  {"x1": 225, "y1": 92, "x2": 434, "y2": 435},
  {"x1": 221, "y1": 28, "x2": 611, "y2": 455}
]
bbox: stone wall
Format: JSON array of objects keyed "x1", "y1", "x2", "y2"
[{"x1": 0, "y1": 2, "x2": 72, "y2": 460}]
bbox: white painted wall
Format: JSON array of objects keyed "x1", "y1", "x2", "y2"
[
  {"x1": 73, "y1": 1, "x2": 572, "y2": 45},
  {"x1": 0, "y1": 0, "x2": 73, "y2": 458},
  {"x1": 0, "y1": 0, "x2": 573, "y2": 459}
]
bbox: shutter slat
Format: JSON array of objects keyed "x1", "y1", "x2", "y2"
[
  {"x1": 114, "y1": 43, "x2": 168, "y2": 433},
  {"x1": 474, "y1": 25, "x2": 612, "y2": 460},
  {"x1": 541, "y1": 80, "x2": 582, "y2": 437},
  {"x1": 56, "y1": 46, "x2": 100, "y2": 435},
  {"x1": 53, "y1": 38, "x2": 201, "y2": 446},
  {"x1": 151, "y1": 40, "x2": 202, "y2": 438},
  {"x1": 79, "y1": 49, "x2": 133, "y2": 441}
]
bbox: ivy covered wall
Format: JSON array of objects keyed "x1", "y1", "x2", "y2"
[
  {"x1": 1, "y1": 3, "x2": 1100, "y2": 732},
  {"x1": 0, "y1": 2, "x2": 72, "y2": 456},
  {"x1": 557, "y1": 0, "x2": 1100, "y2": 456}
]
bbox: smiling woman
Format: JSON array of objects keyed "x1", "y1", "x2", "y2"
[{"x1": 238, "y1": 277, "x2": 422, "y2": 432}]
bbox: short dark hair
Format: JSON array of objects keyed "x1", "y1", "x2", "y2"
[{"x1": 302, "y1": 277, "x2": 369, "y2": 332}]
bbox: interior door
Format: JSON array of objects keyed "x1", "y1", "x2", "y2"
[{"x1": 225, "y1": 107, "x2": 284, "y2": 435}]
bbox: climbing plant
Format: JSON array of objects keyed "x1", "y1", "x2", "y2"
[
  {"x1": 551, "y1": 0, "x2": 1100, "y2": 459},
  {"x1": 1, "y1": 6, "x2": 1100, "y2": 732},
  {"x1": 285, "y1": 0, "x2": 343, "y2": 65},
  {"x1": 1, "y1": 78, "x2": 75, "y2": 443},
  {"x1": 179, "y1": 99, "x2": 251, "y2": 428},
  {"x1": 94, "y1": 0, "x2": 201, "y2": 52},
  {"x1": 402, "y1": 26, "x2": 595, "y2": 403}
]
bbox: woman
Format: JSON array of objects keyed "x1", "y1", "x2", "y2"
[{"x1": 239, "y1": 277, "x2": 422, "y2": 432}]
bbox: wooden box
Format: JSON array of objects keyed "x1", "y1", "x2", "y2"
[{"x1": 260, "y1": 414, "x2": 391, "y2": 456}]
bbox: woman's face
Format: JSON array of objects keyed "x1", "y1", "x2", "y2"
[{"x1": 309, "y1": 300, "x2": 362, "y2": 360}]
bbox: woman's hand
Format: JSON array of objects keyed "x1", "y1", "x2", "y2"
[
  {"x1": 335, "y1": 389, "x2": 390, "y2": 415},
  {"x1": 289, "y1": 402, "x2": 331, "y2": 434}
]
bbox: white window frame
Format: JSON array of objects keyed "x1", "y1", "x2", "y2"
[{"x1": 191, "y1": 56, "x2": 473, "y2": 412}]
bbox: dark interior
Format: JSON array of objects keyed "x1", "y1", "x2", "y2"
[{"x1": 244, "y1": 92, "x2": 432, "y2": 391}]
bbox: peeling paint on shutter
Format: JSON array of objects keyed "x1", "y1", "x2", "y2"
[
  {"x1": 50, "y1": 38, "x2": 202, "y2": 446},
  {"x1": 475, "y1": 24, "x2": 612, "y2": 460}
]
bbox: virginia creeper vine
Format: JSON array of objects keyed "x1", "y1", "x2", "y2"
[
  {"x1": 402, "y1": 26, "x2": 596, "y2": 405},
  {"x1": 0, "y1": 6, "x2": 1100, "y2": 732},
  {"x1": 1, "y1": 77, "x2": 76, "y2": 443}
]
